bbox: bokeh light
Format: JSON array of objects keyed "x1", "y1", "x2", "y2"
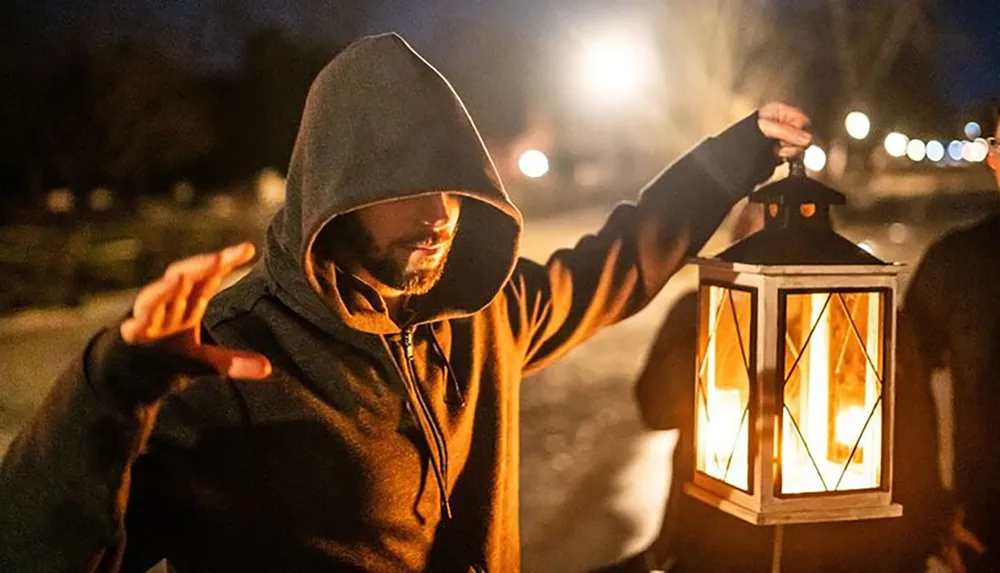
[
  {"x1": 803, "y1": 145, "x2": 827, "y2": 172},
  {"x1": 883, "y1": 132, "x2": 909, "y2": 158},
  {"x1": 965, "y1": 122, "x2": 982, "y2": 140},
  {"x1": 906, "y1": 139, "x2": 926, "y2": 162},
  {"x1": 925, "y1": 140, "x2": 945, "y2": 162},
  {"x1": 518, "y1": 150, "x2": 550, "y2": 178},
  {"x1": 845, "y1": 111, "x2": 871, "y2": 140},
  {"x1": 948, "y1": 140, "x2": 964, "y2": 161},
  {"x1": 968, "y1": 139, "x2": 990, "y2": 163},
  {"x1": 581, "y1": 36, "x2": 648, "y2": 101}
]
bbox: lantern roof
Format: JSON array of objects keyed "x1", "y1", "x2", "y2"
[{"x1": 714, "y1": 159, "x2": 887, "y2": 266}]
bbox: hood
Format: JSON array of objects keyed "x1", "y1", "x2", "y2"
[{"x1": 263, "y1": 33, "x2": 523, "y2": 335}]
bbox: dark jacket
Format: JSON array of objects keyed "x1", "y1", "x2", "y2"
[
  {"x1": 899, "y1": 212, "x2": 1000, "y2": 564},
  {"x1": 0, "y1": 33, "x2": 777, "y2": 572}
]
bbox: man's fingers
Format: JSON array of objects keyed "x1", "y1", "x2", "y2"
[
  {"x1": 125, "y1": 274, "x2": 182, "y2": 344},
  {"x1": 760, "y1": 102, "x2": 811, "y2": 129},
  {"x1": 778, "y1": 143, "x2": 808, "y2": 159},
  {"x1": 165, "y1": 274, "x2": 194, "y2": 330},
  {"x1": 187, "y1": 344, "x2": 273, "y2": 380},
  {"x1": 162, "y1": 242, "x2": 254, "y2": 285},
  {"x1": 219, "y1": 242, "x2": 256, "y2": 270},
  {"x1": 125, "y1": 243, "x2": 257, "y2": 345},
  {"x1": 132, "y1": 274, "x2": 180, "y2": 321},
  {"x1": 120, "y1": 316, "x2": 148, "y2": 345},
  {"x1": 183, "y1": 271, "x2": 222, "y2": 330},
  {"x1": 759, "y1": 117, "x2": 812, "y2": 148}
]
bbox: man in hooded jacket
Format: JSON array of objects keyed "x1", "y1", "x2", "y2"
[{"x1": 0, "y1": 33, "x2": 812, "y2": 572}]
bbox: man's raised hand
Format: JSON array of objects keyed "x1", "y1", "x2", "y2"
[
  {"x1": 120, "y1": 242, "x2": 272, "y2": 381},
  {"x1": 757, "y1": 102, "x2": 813, "y2": 159}
]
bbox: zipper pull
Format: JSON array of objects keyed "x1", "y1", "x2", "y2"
[{"x1": 401, "y1": 327, "x2": 415, "y2": 360}]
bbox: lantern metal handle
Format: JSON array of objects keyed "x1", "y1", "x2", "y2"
[{"x1": 788, "y1": 156, "x2": 806, "y2": 178}]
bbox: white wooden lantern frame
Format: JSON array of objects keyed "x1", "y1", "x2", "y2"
[{"x1": 683, "y1": 160, "x2": 904, "y2": 526}]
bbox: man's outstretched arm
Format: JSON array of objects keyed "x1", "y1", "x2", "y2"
[
  {"x1": 0, "y1": 243, "x2": 270, "y2": 572},
  {"x1": 506, "y1": 103, "x2": 811, "y2": 373}
]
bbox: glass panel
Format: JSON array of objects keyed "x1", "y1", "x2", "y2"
[
  {"x1": 696, "y1": 284, "x2": 754, "y2": 491},
  {"x1": 780, "y1": 290, "x2": 884, "y2": 494}
]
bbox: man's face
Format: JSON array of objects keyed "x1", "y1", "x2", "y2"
[{"x1": 330, "y1": 193, "x2": 462, "y2": 296}]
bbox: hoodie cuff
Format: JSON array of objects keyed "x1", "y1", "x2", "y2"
[
  {"x1": 83, "y1": 327, "x2": 190, "y2": 411},
  {"x1": 692, "y1": 111, "x2": 780, "y2": 200}
]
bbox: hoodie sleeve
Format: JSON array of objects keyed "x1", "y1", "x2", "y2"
[
  {"x1": 505, "y1": 112, "x2": 777, "y2": 374},
  {"x1": 0, "y1": 327, "x2": 194, "y2": 572}
]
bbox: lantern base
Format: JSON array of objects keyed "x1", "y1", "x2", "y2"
[{"x1": 683, "y1": 482, "x2": 903, "y2": 526}]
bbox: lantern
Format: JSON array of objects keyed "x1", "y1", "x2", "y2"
[{"x1": 683, "y1": 159, "x2": 903, "y2": 525}]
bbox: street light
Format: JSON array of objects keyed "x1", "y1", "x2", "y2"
[
  {"x1": 906, "y1": 139, "x2": 926, "y2": 162},
  {"x1": 845, "y1": 112, "x2": 871, "y2": 140},
  {"x1": 518, "y1": 150, "x2": 550, "y2": 178},
  {"x1": 580, "y1": 35, "x2": 651, "y2": 102},
  {"x1": 965, "y1": 122, "x2": 982, "y2": 140},
  {"x1": 925, "y1": 141, "x2": 945, "y2": 163},
  {"x1": 948, "y1": 140, "x2": 964, "y2": 161},
  {"x1": 883, "y1": 133, "x2": 908, "y2": 158},
  {"x1": 803, "y1": 145, "x2": 827, "y2": 172},
  {"x1": 968, "y1": 139, "x2": 990, "y2": 163}
]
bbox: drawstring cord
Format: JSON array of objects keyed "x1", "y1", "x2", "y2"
[{"x1": 427, "y1": 325, "x2": 465, "y2": 408}]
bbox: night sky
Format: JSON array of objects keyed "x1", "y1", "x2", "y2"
[
  {"x1": 937, "y1": 0, "x2": 1000, "y2": 106},
  {"x1": 3, "y1": 0, "x2": 999, "y2": 107}
]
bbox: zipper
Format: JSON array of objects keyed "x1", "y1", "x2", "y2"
[{"x1": 400, "y1": 326, "x2": 453, "y2": 520}]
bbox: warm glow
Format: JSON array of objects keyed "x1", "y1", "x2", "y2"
[
  {"x1": 906, "y1": 139, "x2": 926, "y2": 162},
  {"x1": 845, "y1": 111, "x2": 871, "y2": 140},
  {"x1": 835, "y1": 406, "x2": 868, "y2": 447},
  {"x1": 256, "y1": 168, "x2": 287, "y2": 208},
  {"x1": 883, "y1": 132, "x2": 908, "y2": 158},
  {"x1": 518, "y1": 150, "x2": 550, "y2": 178},
  {"x1": 697, "y1": 286, "x2": 751, "y2": 491},
  {"x1": 969, "y1": 139, "x2": 990, "y2": 163},
  {"x1": 803, "y1": 145, "x2": 827, "y2": 172},
  {"x1": 580, "y1": 35, "x2": 651, "y2": 102},
  {"x1": 781, "y1": 291, "x2": 883, "y2": 494}
]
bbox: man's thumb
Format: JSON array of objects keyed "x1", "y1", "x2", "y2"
[{"x1": 188, "y1": 345, "x2": 273, "y2": 380}]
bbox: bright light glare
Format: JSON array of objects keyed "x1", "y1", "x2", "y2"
[
  {"x1": 948, "y1": 140, "x2": 964, "y2": 161},
  {"x1": 845, "y1": 111, "x2": 871, "y2": 140},
  {"x1": 858, "y1": 241, "x2": 875, "y2": 255},
  {"x1": 884, "y1": 132, "x2": 909, "y2": 158},
  {"x1": 962, "y1": 141, "x2": 975, "y2": 162},
  {"x1": 518, "y1": 150, "x2": 550, "y2": 178},
  {"x1": 835, "y1": 407, "x2": 868, "y2": 447},
  {"x1": 582, "y1": 36, "x2": 647, "y2": 100},
  {"x1": 906, "y1": 139, "x2": 926, "y2": 162},
  {"x1": 803, "y1": 145, "x2": 827, "y2": 172},
  {"x1": 925, "y1": 140, "x2": 945, "y2": 162},
  {"x1": 256, "y1": 168, "x2": 287, "y2": 208},
  {"x1": 965, "y1": 122, "x2": 982, "y2": 140},
  {"x1": 968, "y1": 139, "x2": 990, "y2": 163}
]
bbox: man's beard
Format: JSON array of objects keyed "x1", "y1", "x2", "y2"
[{"x1": 319, "y1": 213, "x2": 455, "y2": 295}]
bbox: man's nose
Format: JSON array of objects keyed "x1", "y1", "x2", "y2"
[{"x1": 416, "y1": 193, "x2": 453, "y2": 229}]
